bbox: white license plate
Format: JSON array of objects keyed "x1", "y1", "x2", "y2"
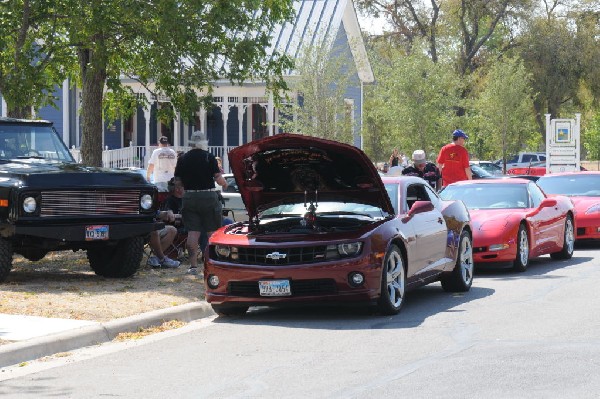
[
  {"x1": 85, "y1": 225, "x2": 109, "y2": 241},
  {"x1": 259, "y1": 280, "x2": 291, "y2": 296}
]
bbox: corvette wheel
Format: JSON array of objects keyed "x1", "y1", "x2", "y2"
[
  {"x1": 550, "y1": 215, "x2": 574, "y2": 260},
  {"x1": 377, "y1": 244, "x2": 405, "y2": 315},
  {"x1": 441, "y1": 230, "x2": 474, "y2": 292},
  {"x1": 513, "y1": 224, "x2": 529, "y2": 272}
]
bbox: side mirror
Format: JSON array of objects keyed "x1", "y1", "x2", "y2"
[
  {"x1": 539, "y1": 198, "x2": 557, "y2": 208},
  {"x1": 402, "y1": 200, "x2": 434, "y2": 222}
]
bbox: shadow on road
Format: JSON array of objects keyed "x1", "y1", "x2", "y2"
[{"x1": 213, "y1": 284, "x2": 494, "y2": 330}]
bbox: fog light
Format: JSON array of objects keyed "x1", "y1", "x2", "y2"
[
  {"x1": 207, "y1": 274, "x2": 220, "y2": 289},
  {"x1": 348, "y1": 272, "x2": 365, "y2": 287},
  {"x1": 488, "y1": 244, "x2": 510, "y2": 251}
]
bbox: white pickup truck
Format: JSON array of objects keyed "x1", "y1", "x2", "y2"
[{"x1": 497, "y1": 152, "x2": 546, "y2": 170}]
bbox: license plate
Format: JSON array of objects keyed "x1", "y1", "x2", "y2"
[
  {"x1": 259, "y1": 280, "x2": 291, "y2": 296},
  {"x1": 85, "y1": 225, "x2": 109, "y2": 241}
]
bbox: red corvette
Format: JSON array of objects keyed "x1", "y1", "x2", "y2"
[
  {"x1": 204, "y1": 134, "x2": 473, "y2": 316},
  {"x1": 439, "y1": 179, "x2": 575, "y2": 271},
  {"x1": 537, "y1": 172, "x2": 600, "y2": 240}
]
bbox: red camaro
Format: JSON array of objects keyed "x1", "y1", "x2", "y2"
[
  {"x1": 537, "y1": 172, "x2": 600, "y2": 240},
  {"x1": 439, "y1": 179, "x2": 575, "y2": 271},
  {"x1": 204, "y1": 134, "x2": 473, "y2": 316}
]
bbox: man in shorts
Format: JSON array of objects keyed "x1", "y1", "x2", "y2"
[{"x1": 175, "y1": 131, "x2": 228, "y2": 275}]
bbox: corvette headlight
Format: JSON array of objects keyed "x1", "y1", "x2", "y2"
[
  {"x1": 140, "y1": 194, "x2": 153, "y2": 210},
  {"x1": 338, "y1": 242, "x2": 363, "y2": 256},
  {"x1": 488, "y1": 244, "x2": 510, "y2": 251},
  {"x1": 23, "y1": 197, "x2": 37, "y2": 213}
]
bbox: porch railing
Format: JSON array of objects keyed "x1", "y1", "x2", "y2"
[{"x1": 69, "y1": 145, "x2": 237, "y2": 170}]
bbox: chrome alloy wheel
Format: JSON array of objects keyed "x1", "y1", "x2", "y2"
[
  {"x1": 385, "y1": 249, "x2": 405, "y2": 308},
  {"x1": 518, "y1": 228, "x2": 529, "y2": 266},
  {"x1": 459, "y1": 234, "x2": 474, "y2": 285}
]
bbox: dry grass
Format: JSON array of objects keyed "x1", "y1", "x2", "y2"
[{"x1": 0, "y1": 251, "x2": 205, "y2": 323}]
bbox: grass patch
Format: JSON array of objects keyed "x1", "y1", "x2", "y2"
[{"x1": 113, "y1": 320, "x2": 186, "y2": 341}]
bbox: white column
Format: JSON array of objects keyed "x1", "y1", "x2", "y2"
[
  {"x1": 0, "y1": 96, "x2": 6, "y2": 117},
  {"x1": 144, "y1": 108, "x2": 151, "y2": 168},
  {"x1": 238, "y1": 105, "x2": 245, "y2": 146},
  {"x1": 200, "y1": 107, "x2": 207, "y2": 134},
  {"x1": 62, "y1": 79, "x2": 70, "y2": 145},
  {"x1": 268, "y1": 93, "x2": 274, "y2": 136},
  {"x1": 222, "y1": 102, "x2": 229, "y2": 172},
  {"x1": 173, "y1": 111, "x2": 180, "y2": 148}
]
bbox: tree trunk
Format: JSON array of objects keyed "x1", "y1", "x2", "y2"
[{"x1": 78, "y1": 48, "x2": 106, "y2": 167}]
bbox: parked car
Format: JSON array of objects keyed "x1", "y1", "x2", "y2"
[
  {"x1": 537, "y1": 172, "x2": 600, "y2": 240},
  {"x1": 470, "y1": 163, "x2": 496, "y2": 179},
  {"x1": 506, "y1": 161, "x2": 547, "y2": 177},
  {"x1": 0, "y1": 117, "x2": 160, "y2": 282},
  {"x1": 204, "y1": 134, "x2": 473, "y2": 316},
  {"x1": 439, "y1": 179, "x2": 575, "y2": 272},
  {"x1": 217, "y1": 173, "x2": 248, "y2": 222},
  {"x1": 470, "y1": 161, "x2": 503, "y2": 176},
  {"x1": 496, "y1": 152, "x2": 546, "y2": 170}
]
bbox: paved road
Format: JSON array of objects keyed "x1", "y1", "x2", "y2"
[{"x1": 2, "y1": 243, "x2": 600, "y2": 398}]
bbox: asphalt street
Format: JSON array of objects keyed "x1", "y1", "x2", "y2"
[{"x1": 1, "y1": 242, "x2": 600, "y2": 398}]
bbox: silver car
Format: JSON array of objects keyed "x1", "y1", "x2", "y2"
[{"x1": 217, "y1": 173, "x2": 248, "y2": 222}]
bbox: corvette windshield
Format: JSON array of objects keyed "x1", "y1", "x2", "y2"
[
  {"x1": 538, "y1": 175, "x2": 600, "y2": 197},
  {"x1": 260, "y1": 201, "x2": 387, "y2": 219},
  {"x1": 440, "y1": 184, "x2": 529, "y2": 209}
]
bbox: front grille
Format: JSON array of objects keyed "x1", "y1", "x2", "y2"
[
  {"x1": 228, "y1": 279, "x2": 337, "y2": 297},
  {"x1": 40, "y1": 190, "x2": 141, "y2": 217},
  {"x1": 236, "y1": 246, "x2": 329, "y2": 265}
]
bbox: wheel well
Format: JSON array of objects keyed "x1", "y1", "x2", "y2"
[{"x1": 390, "y1": 238, "x2": 408, "y2": 272}]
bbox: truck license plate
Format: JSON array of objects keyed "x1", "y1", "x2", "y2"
[
  {"x1": 85, "y1": 225, "x2": 109, "y2": 241},
  {"x1": 259, "y1": 280, "x2": 291, "y2": 296}
]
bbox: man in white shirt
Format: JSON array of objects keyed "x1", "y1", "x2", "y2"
[{"x1": 147, "y1": 136, "x2": 177, "y2": 191}]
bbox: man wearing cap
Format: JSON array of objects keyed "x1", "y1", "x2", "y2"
[
  {"x1": 147, "y1": 136, "x2": 177, "y2": 192},
  {"x1": 436, "y1": 129, "x2": 472, "y2": 187},
  {"x1": 174, "y1": 131, "x2": 228, "y2": 275},
  {"x1": 402, "y1": 150, "x2": 442, "y2": 190}
]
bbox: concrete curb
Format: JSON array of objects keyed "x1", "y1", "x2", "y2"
[{"x1": 0, "y1": 301, "x2": 215, "y2": 368}]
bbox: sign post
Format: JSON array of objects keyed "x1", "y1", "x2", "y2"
[{"x1": 545, "y1": 113, "x2": 580, "y2": 174}]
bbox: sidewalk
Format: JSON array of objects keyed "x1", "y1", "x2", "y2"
[{"x1": 0, "y1": 301, "x2": 215, "y2": 368}]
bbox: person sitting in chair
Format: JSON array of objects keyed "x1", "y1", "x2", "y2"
[{"x1": 147, "y1": 210, "x2": 181, "y2": 268}]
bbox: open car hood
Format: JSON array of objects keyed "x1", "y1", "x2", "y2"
[{"x1": 228, "y1": 134, "x2": 394, "y2": 221}]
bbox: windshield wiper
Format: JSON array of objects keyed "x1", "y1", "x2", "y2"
[
  {"x1": 15, "y1": 155, "x2": 46, "y2": 159},
  {"x1": 260, "y1": 213, "x2": 301, "y2": 219}
]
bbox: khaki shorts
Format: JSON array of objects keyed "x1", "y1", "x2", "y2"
[{"x1": 181, "y1": 191, "x2": 223, "y2": 232}]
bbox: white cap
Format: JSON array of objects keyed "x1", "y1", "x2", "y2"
[
  {"x1": 412, "y1": 150, "x2": 426, "y2": 165},
  {"x1": 189, "y1": 131, "x2": 208, "y2": 150}
]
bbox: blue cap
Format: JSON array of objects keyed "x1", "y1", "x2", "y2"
[{"x1": 453, "y1": 129, "x2": 469, "y2": 139}]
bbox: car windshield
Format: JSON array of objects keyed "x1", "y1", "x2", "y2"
[
  {"x1": 538, "y1": 175, "x2": 600, "y2": 196},
  {"x1": 260, "y1": 201, "x2": 387, "y2": 219},
  {"x1": 439, "y1": 184, "x2": 529, "y2": 209},
  {"x1": 0, "y1": 123, "x2": 74, "y2": 162}
]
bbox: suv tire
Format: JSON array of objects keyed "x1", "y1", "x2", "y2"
[{"x1": 87, "y1": 236, "x2": 144, "y2": 278}]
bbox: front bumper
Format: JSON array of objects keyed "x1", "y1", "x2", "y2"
[{"x1": 9, "y1": 221, "x2": 161, "y2": 241}]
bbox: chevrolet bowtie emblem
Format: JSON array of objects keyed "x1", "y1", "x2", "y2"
[{"x1": 266, "y1": 252, "x2": 287, "y2": 260}]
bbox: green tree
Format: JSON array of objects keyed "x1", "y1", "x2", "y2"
[
  {"x1": 473, "y1": 57, "x2": 536, "y2": 170},
  {"x1": 363, "y1": 41, "x2": 462, "y2": 162},
  {"x1": 64, "y1": 0, "x2": 294, "y2": 166},
  {"x1": 583, "y1": 111, "x2": 600, "y2": 160},
  {"x1": 0, "y1": 0, "x2": 72, "y2": 118},
  {"x1": 278, "y1": 38, "x2": 356, "y2": 144}
]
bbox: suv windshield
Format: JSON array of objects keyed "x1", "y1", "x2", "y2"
[{"x1": 0, "y1": 123, "x2": 74, "y2": 162}]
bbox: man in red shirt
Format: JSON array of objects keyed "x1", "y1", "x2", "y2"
[{"x1": 436, "y1": 129, "x2": 472, "y2": 187}]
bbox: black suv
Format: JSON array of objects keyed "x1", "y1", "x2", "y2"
[{"x1": 0, "y1": 117, "x2": 160, "y2": 282}]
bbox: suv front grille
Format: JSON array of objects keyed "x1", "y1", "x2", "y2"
[{"x1": 40, "y1": 190, "x2": 141, "y2": 217}]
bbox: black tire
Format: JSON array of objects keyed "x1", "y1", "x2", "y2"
[
  {"x1": 441, "y1": 230, "x2": 474, "y2": 292},
  {"x1": 87, "y1": 236, "x2": 144, "y2": 278},
  {"x1": 377, "y1": 244, "x2": 406, "y2": 315},
  {"x1": 0, "y1": 238, "x2": 13, "y2": 283},
  {"x1": 212, "y1": 304, "x2": 249, "y2": 317},
  {"x1": 513, "y1": 224, "x2": 530, "y2": 272},
  {"x1": 550, "y1": 215, "x2": 575, "y2": 260}
]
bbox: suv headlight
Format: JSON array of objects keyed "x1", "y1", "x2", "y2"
[
  {"x1": 338, "y1": 242, "x2": 362, "y2": 256},
  {"x1": 23, "y1": 197, "x2": 37, "y2": 213},
  {"x1": 140, "y1": 194, "x2": 153, "y2": 210}
]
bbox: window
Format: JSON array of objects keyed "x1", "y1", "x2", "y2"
[
  {"x1": 406, "y1": 184, "x2": 431, "y2": 210},
  {"x1": 528, "y1": 183, "x2": 545, "y2": 208}
]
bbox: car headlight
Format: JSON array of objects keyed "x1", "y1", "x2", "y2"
[
  {"x1": 23, "y1": 197, "x2": 37, "y2": 213},
  {"x1": 140, "y1": 194, "x2": 153, "y2": 210},
  {"x1": 338, "y1": 242, "x2": 362, "y2": 256},
  {"x1": 488, "y1": 244, "x2": 510, "y2": 251},
  {"x1": 215, "y1": 245, "x2": 231, "y2": 258}
]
